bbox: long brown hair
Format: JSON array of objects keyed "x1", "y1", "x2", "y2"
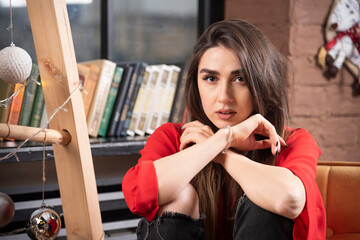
[{"x1": 185, "y1": 19, "x2": 289, "y2": 239}]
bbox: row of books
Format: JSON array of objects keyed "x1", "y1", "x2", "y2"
[
  {"x1": 0, "y1": 59, "x2": 186, "y2": 139},
  {"x1": 0, "y1": 64, "x2": 47, "y2": 130}
]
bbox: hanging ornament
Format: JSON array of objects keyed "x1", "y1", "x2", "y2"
[
  {"x1": 26, "y1": 205, "x2": 61, "y2": 240},
  {"x1": 0, "y1": 192, "x2": 15, "y2": 228},
  {"x1": 0, "y1": 43, "x2": 32, "y2": 84},
  {"x1": 0, "y1": 0, "x2": 32, "y2": 84}
]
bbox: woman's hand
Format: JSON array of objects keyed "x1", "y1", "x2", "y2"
[
  {"x1": 180, "y1": 121, "x2": 214, "y2": 150},
  {"x1": 231, "y1": 114, "x2": 286, "y2": 156}
]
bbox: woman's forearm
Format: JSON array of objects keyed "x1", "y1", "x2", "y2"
[
  {"x1": 220, "y1": 151, "x2": 306, "y2": 219},
  {"x1": 154, "y1": 128, "x2": 229, "y2": 205}
]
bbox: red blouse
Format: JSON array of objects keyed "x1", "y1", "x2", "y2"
[{"x1": 122, "y1": 123, "x2": 326, "y2": 240}]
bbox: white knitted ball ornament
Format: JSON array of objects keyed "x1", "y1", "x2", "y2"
[{"x1": 0, "y1": 43, "x2": 32, "y2": 84}]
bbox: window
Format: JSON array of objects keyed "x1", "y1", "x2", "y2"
[{"x1": 0, "y1": 0, "x2": 198, "y2": 65}]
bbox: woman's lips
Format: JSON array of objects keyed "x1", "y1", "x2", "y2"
[{"x1": 216, "y1": 110, "x2": 236, "y2": 120}]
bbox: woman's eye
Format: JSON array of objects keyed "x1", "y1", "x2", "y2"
[
  {"x1": 204, "y1": 76, "x2": 216, "y2": 82},
  {"x1": 234, "y1": 76, "x2": 245, "y2": 82}
]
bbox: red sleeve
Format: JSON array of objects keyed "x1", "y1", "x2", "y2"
[
  {"x1": 122, "y1": 123, "x2": 182, "y2": 221},
  {"x1": 276, "y1": 128, "x2": 326, "y2": 240}
]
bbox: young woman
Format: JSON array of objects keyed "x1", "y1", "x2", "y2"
[{"x1": 123, "y1": 19, "x2": 326, "y2": 240}]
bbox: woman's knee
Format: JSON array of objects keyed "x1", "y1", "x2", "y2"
[
  {"x1": 158, "y1": 183, "x2": 200, "y2": 219},
  {"x1": 234, "y1": 195, "x2": 294, "y2": 240}
]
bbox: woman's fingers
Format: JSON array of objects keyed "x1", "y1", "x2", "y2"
[
  {"x1": 180, "y1": 121, "x2": 214, "y2": 150},
  {"x1": 254, "y1": 114, "x2": 287, "y2": 156},
  {"x1": 232, "y1": 114, "x2": 286, "y2": 155},
  {"x1": 180, "y1": 130, "x2": 212, "y2": 150}
]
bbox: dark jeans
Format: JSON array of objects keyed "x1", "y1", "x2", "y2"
[{"x1": 136, "y1": 195, "x2": 294, "y2": 240}]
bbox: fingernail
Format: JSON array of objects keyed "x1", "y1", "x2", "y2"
[
  {"x1": 276, "y1": 141, "x2": 279, "y2": 147},
  {"x1": 274, "y1": 149, "x2": 278, "y2": 157},
  {"x1": 285, "y1": 143, "x2": 288, "y2": 148}
]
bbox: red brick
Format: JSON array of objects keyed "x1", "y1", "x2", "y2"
[
  {"x1": 290, "y1": 116, "x2": 322, "y2": 133},
  {"x1": 289, "y1": 0, "x2": 332, "y2": 25},
  {"x1": 320, "y1": 145, "x2": 360, "y2": 162},
  {"x1": 315, "y1": 117, "x2": 358, "y2": 147},
  {"x1": 288, "y1": 55, "x2": 335, "y2": 86},
  {"x1": 289, "y1": 25, "x2": 324, "y2": 56},
  {"x1": 327, "y1": 85, "x2": 360, "y2": 115},
  {"x1": 225, "y1": 0, "x2": 289, "y2": 24},
  {"x1": 292, "y1": 86, "x2": 327, "y2": 117},
  {"x1": 290, "y1": 116, "x2": 324, "y2": 146},
  {"x1": 339, "y1": 66, "x2": 360, "y2": 85},
  {"x1": 256, "y1": 23, "x2": 289, "y2": 56}
]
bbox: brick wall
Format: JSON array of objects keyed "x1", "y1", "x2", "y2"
[{"x1": 225, "y1": 0, "x2": 360, "y2": 162}]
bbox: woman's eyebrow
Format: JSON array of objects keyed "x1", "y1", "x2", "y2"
[
  {"x1": 230, "y1": 69, "x2": 244, "y2": 75},
  {"x1": 199, "y1": 68, "x2": 244, "y2": 75},
  {"x1": 199, "y1": 68, "x2": 220, "y2": 75}
]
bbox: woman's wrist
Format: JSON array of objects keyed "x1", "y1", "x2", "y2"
[{"x1": 221, "y1": 125, "x2": 232, "y2": 154}]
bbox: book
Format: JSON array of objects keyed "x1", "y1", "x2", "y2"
[
  {"x1": 29, "y1": 77, "x2": 45, "y2": 128},
  {"x1": 126, "y1": 65, "x2": 153, "y2": 136},
  {"x1": 0, "y1": 80, "x2": 14, "y2": 124},
  {"x1": 78, "y1": 63, "x2": 100, "y2": 118},
  {"x1": 116, "y1": 62, "x2": 147, "y2": 137},
  {"x1": 39, "y1": 106, "x2": 48, "y2": 129},
  {"x1": 169, "y1": 63, "x2": 187, "y2": 124},
  {"x1": 145, "y1": 64, "x2": 171, "y2": 135},
  {"x1": 106, "y1": 64, "x2": 134, "y2": 137},
  {"x1": 98, "y1": 66, "x2": 124, "y2": 137},
  {"x1": 83, "y1": 59, "x2": 116, "y2": 137},
  {"x1": 7, "y1": 83, "x2": 26, "y2": 125},
  {"x1": 134, "y1": 65, "x2": 161, "y2": 136},
  {"x1": 18, "y1": 64, "x2": 40, "y2": 126},
  {"x1": 157, "y1": 65, "x2": 181, "y2": 126}
]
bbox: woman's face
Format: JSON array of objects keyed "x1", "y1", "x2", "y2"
[{"x1": 197, "y1": 45, "x2": 254, "y2": 129}]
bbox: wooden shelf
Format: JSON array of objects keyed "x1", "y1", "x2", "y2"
[{"x1": 0, "y1": 137, "x2": 147, "y2": 163}]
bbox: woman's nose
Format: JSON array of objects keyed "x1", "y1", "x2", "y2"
[{"x1": 217, "y1": 82, "x2": 232, "y2": 104}]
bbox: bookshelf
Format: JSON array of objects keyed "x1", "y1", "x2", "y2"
[{"x1": 0, "y1": 137, "x2": 146, "y2": 163}]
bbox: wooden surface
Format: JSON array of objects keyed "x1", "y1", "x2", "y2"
[
  {"x1": 0, "y1": 123, "x2": 71, "y2": 145},
  {"x1": 26, "y1": 0, "x2": 104, "y2": 239}
]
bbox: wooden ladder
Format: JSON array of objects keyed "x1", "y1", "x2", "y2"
[{"x1": 25, "y1": 0, "x2": 103, "y2": 239}]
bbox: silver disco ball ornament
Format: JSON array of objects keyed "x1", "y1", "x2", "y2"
[
  {"x1": 0, "y1": 192, "x2": 15, "y2": 228},
  {"x1": 27, "y1": 206, "x2": 61, "y2": 240}
]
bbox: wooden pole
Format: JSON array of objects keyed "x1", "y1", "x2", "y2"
[
  {"x1": 26, "y1": 0, "x2": 104, "y2": 239},
  {"x1": 0, "y1": 123, "x2": 71, "y2": 145}
]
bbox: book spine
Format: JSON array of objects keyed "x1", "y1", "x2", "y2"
[
  {"x1": 18, "y1": 64, "x2": 39, "y2": 126},
  {"x1": 7, "y1": 83, "x2": 26, "y2": 125},
  {"x1": 87, "y1": 60, "x2": 116, "y2": 137},
  {"x1": 30, "y1": 81, "x2": 45, "y2": 128},
  {"x1": 126, "y1": 66, "x2": 152, "y2": 136},
  {"x1": 82, "y1": 64, "x2": 100, "y2": 118},
  {"x1": 0, "y1": 81, "x2": 14, "y2": 124},
  {"x1": 106, "y1": 65, "x2": 134, "y2": 137},
  {"x1": 145, "y1": 65, "x2": 169, "y2": 134},
  {"x1": 158, "y1": 65, "x2": 181, "y2": 126},
  {"x1": 98, "y1": 66, "x2": 123, "y2": 137},
  {"x1": 134, "y1": 65, "x2": 159, "y2": 136},
  {"x1": 169, "y1": 63, "x2": 187, "y2": 124},
  {"x1": 120, "y1": 62, "x2": 147, "y2": 136},
  {"x1": 39, "y1": 107, "x2": 48, "y2": 129},
  {"x1": 116, "y1": 63, "x2": 143, "y2": 136}
]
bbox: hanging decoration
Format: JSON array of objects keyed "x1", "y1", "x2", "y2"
[
  {"x1": 0, "y1": 192, "x2": 15, "y2": 228},
  {"x1": 0, "y1": 0, "x2": 32, "y2": 84},
  {"x1": 26, "y1": 206, "x2": 61, "y2": 240},
  {"x1": 317, "y1": 0, "x2": 360, "y2": 96},
  {"x1": 0, "y1": 43, "x2": 32, "y2": 84}
]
